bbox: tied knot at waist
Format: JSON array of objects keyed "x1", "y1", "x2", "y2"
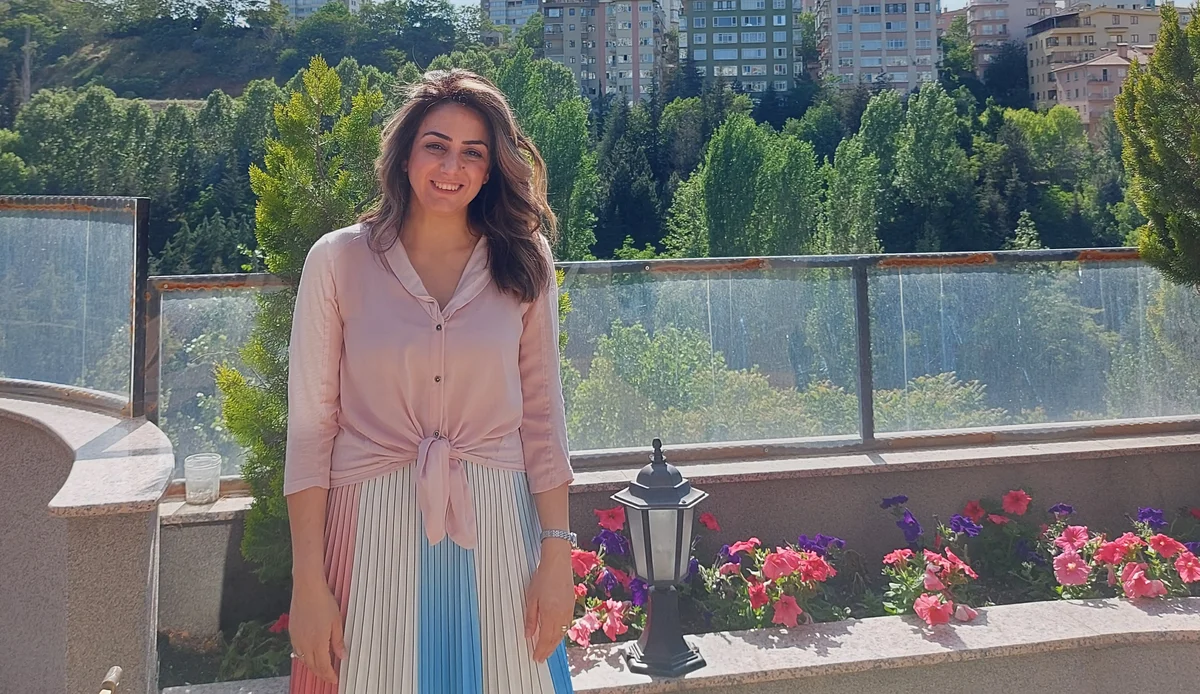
[{"x1": 414, "y1": 434, "x2": 523, "y2": 549}]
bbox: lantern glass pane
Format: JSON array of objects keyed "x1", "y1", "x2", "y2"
[
  {"x1": 677, "y1": 507, "x2": 696, "y2": 578},
  {"x1": 627, "y1": 506, "x2": 650, "y2": 579},
  {"x1": 649, "y1": 509, "x2": 681, "y2": 583}
]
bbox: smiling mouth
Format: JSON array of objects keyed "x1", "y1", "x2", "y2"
[{"x1": 432, "y1": 181, "x2": 464, "y2": 192}]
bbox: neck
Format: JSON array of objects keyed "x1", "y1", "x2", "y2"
[{"x1": 400, "y1": 204, "x2": 475, "y2": 251}]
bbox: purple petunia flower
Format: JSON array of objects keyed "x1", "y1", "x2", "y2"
[
  {"x1": 718, "y1": 544, "x2": 733, "y2": 565},
  {"x1": 881, "y1": 495, "x2": 909, "y2": 509},
  {"x1": 686, "y1": 557, "x2": 700, "y2": 580},
  {"x1": 1048, "y1": 503, "x2": 1075, "y2": 517},
  {"x1": 598, "y1": 568, "x2": 619, "y2": 595},
  {"x1": 816, "y1": 533, "x2": 846, "y2": 551},
  {"x1": 949, "y1": 514, "x2": 982, "y2": 537},
  {"x1": 1014, "y1": 538, "x2": 1046, "y2": 566},
  {"x1": 592, "y1": 529, "x2": 629, "y2": 557},
  {"x1": 1185, "y1": 542, "x2": 1200, "y2": 556},
  {"x1": 896, "y1": 509, "x2": 923, "y2": 544},
  {"x1": 630, "y1": 578, "x2": 648, "y2": 607},
  {"x1": 1137, "y1": 507, "x2": 1168, "y2": 531},
  {"x1": 797, "y1": 533, "x2": 846, "y2": 556}
]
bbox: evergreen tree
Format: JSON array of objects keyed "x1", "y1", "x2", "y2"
[
  {"x1": 817, "y1": 136, "x2": 883, "y2": 254},
  {"x1": 217, "y1": 57, "x2": 385, "y2": 583},
  {"x1": 983, "y1": 42, "x2": 1032, "y2": 110},
  {"x1": 662, "y1": 167, "x2": 708, "y2": 258},
  {"x1": 1116, "y1": 4, "x2": 1200, "y2": 289},
  {"x1": 595, "y1": 99, "x2": 660, "y2": 256},
  {"x1": 784, "y1": 101, "x2": 843, "y2": 164}
]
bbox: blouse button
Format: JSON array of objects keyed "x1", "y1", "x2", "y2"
[
  {"x1": 434, "y1": 376, "x2": 442, "y2": 383},
  {"x1": 433, "y1": 430, "x2": 440, "y2": 438},
  {"x1": 436, "y1": 324, "x2": 443, "y2": 331}
]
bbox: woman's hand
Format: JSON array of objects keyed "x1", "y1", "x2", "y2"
[
  {"x1": 289, "y1": 577, "x2": 347, "y2": 684},
  {"x1": 525, "y1": 540, "x2": 576, "y2": 662}
]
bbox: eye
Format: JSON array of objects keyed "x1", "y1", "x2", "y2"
[
  {"x1": 425, "y1": 142, "x2": 445, "y2": 152},
  {"x1": 466, "y1": 149, "x2": 485, "y2": 159}
]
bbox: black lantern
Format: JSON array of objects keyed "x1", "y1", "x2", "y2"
[{"x1": 612, "y1": 438, "x2": 708, "y2": 677}]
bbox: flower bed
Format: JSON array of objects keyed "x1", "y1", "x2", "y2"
[{"x1": 568, "y1": 489, "x2": 1200, "y2": 645}]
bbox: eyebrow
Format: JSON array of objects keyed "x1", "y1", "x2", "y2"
[{"x1": 422, "y1": 130, "x2": 489, "y2": 148}]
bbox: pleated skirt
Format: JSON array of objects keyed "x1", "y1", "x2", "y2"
[{"x1": 290, "y1": 463, "x2": 575, "y2": 694}]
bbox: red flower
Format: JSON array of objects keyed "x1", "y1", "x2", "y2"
[
  {"x1": 699, "y1": 512, "x2": 721, "y2": 532},
  {"x1": 1190, "y1": 508, "x2": 1200, "y2": 521},
  {"x1": 1147, "y1": 534, "x2": 1186, "y2": 559},
  {"x1": 962, "y1": 500, "x2": 986, "y2": 523},
  {"x1": 1175, "y1": 552, "x2": 1200, "y2": 583},
  {"x1": 1094, "y1": 541, "x2": 1126, "y2": 565},
  {"x1": 718, "y1": 562, "x2": 741, "y2": 575},
  {"x1": 571, "y1": 549, "x2": 600, "y2": 577},
  {"x1": 574, "y1": 583, "x2": 588, "y2": 599},
  {"x1": 924, "y1": 568, "x2": 946, "y2": 591},
  {"x1": 1054, "y1": 526, "x2": 1090, "y2": 552},
  {"x1": 747, "y1": 582, "x2": 770, "y2": 610},
  {"x1": 770, "y1": 595, "x2": 804, "y2": 628},
  {"x1": 594, "y1": 507, "x2": 626, "y2": 532},
  {"x1": 1114, "y1": 532, "x2": 1145, "y2": 551},
  {"x1": 923, "y1": 549, "x2": 952, "y2": 577},
  {"x1": 728, "y1": 538, "x2": 761, "y2": 555},
  {"x1": 605, "y1": 566, "x2": 633, "y2": 590},
  {"x1": 944, "y1": 548, "x2": 977, "y2": 580},
  {"x1": 798, "y1": 553, "x2": 836, "y2": 583},
  {"x1": 1120, "y1": 562, "x2": 1167, "y2": 599},
  {"x1": 268, "y1": 613, "x2": 289, "y2": 634},
  {"x1": 1002, "y1": 490, "x2": 1032, "y2": 516},
  {"x1": 883, "y1": 548, "x2": 914, "y2": 566},
  {"x1": 762, "y1": 549, "x2": 803, "y2": 580},
  {"x1": 913, "y1": 593, "x2": 954, "y2": 626},
  {"x1": 954, "y1": 604, "x2": 979, "y2": 622},
  {"x1": 988, "y1": 514, "x2": 1011, "y2": 525}
]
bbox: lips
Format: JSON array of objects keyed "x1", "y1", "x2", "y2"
[{"x1": 432, "y1": 181, "x2": 463, "y2": 192}]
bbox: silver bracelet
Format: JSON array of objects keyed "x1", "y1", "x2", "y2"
[{"x1": 541, "y1": 529, "x2": 577, "y2": 547}]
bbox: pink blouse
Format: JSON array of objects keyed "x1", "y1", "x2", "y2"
[{"x1": 283, "y1": 224, "x2": 573, "y2": 549}]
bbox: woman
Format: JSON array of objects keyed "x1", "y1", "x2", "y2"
[{"x1": 284, "y1": 69, "x2": 576, "y2": 694}]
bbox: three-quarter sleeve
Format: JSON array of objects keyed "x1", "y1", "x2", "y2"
[
  {"x1": 518, "y1": 247, "x2": 574, "y2": 494},
  {"x1": 283, "y1": 235, "x2": 344, "y2": 496}
]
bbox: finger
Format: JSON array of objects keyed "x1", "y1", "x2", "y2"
[
  {"x1": 331, "y1": 619, "x2": 347, "y2": 661},
  {"x1": 524, "y1": 589, "x2": 539, "y2": 640},
  {"x1": 312, "y1": 648, "x2": 338, "y2": 685}
]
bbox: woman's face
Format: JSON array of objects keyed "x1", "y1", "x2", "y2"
[{"x1": 405, "y1": 102, "x2": 492, "y2": 218}]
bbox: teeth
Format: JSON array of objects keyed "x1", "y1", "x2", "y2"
[{"x1": 433, "y1": 182, "x2": 462, "y2": 191}]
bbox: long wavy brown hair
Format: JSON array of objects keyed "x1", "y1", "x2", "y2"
[{"x1": 359, "y1": 69, "x2": 557, "y2": 303}]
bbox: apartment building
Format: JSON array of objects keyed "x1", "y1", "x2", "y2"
[
  {"x1": 1052, "y1": 43, "x2": 1151, "y2": 129},
  {"x1": 543, "y1": 0, "x2": 669, "y2": 101},
  {"x1": 966, "y1": 0, "x2": 1055, "y2": 70},
  {"x1": 677, "y1": 0, "x2": 807, "y2": 95},
  {"x1": 283, "y1": 0, "x2": 361, "y2": 21},
  {"x1": 938, "y1": 6, "x2": 967, "y2": 35},
  {"x1": 814, "y1": 0, "x2": 941, "y2": 89},
  {"x1": 1025, "y1": 4, "x2": 1190, "y2": 108},
  {"x1": 486, "y1": 0, "x2": 543, "y2": 31}
]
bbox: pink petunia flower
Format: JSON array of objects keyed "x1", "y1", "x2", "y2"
[
  {"x1": 1114, "y1": 532, "x2": 1145, "y2": 551},
  {"x1": 770, "y1": 595, "x2": 804, "y2": 628},
  {"x1": 571, "y1": 549, "x2": 600, "y2": 577},
  {"x1": 1147, "y1": 534, "x2": 1186, "y2": 559},
  {"x1": 1053, "y1": 550, "x2": 1091, "y2": 586},
  {"x1": 913, "y1": 593, "x2": 954, "y2": 626},
  {"x1": 699, "y1": 512, "x2": 721, "y2": 532},
  {"x1": 924, "y1": 568, "x2": 946, "y2": 591},
  {"x1": 567, "y1": 611, "x2": 602, "y2": 647},
  {"x1": 762, "y1": 549, "x2": 803, "y2": 580},
  {"x1": 962, "y1": 500, "x2": 986, "y2": 523},
  {"x1": 1002, "y1": 490, "x2": 1032, "y2": 516},
  {"x1": 1120, "y1": 562, "x2": 1167, "y2": 599},
  {"x1": 944, "y1": 548, "x2": 978, "y2": 580},
  {"x1": 719, "y1": 562, "x2": 742, "y2": 575},
  {"x1": 1054, "y1": 526, "x2": 1090, "y2": 552},
  {"x1": 798, "y1": 553, "x2": 836, "y2": 583},
  {"x1": 602, "y1": 600, "x2": 630, "y2": 641},
  {"x1": 1175, "y1": 552, "x2": 1200, "y2": 583},
  {"x1": 605, "y1": 566, "x2": 633, "y2": 590},
  {"x1": 574, "y1": 583, "x2": 588, "y2": 599},
  {"x1": 988, "y1": 514, "x2": 1011, "y2": 525},
  {"x1": 728, "y1": 538, "x2": 762, "y2": 555},
  {"x1": 1094, "y1": 541, "x2": 1126, "y2": 566},
  {"x1": 748, "y1": 582, "x2": 770, "y2": 610},
  {"x1": 883, "y1": 548, "x2": 914, "y2": 566},
  {"x1": 594, "y1": 507, "x2": 626, "y2": 532},
  {"x1": 954, "y1": 604, "x2": 979, "y2": 622}
]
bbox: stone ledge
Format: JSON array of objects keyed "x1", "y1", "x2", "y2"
[
  {"x1": 0, "y1": 396, "x2": 174, "y2": 516},
  {"x1": 159, "y1": 598, "x2": 1200, "y2": 694}
]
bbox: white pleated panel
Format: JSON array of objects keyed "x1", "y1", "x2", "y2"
[
  {"x1": 468, "y1": 464, "x2": 558, "y2": 694},
  {"x1": 340, "y1": 466, "x2": 420, "y2": 694}
]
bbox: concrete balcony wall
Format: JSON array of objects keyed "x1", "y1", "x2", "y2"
[{"x1": 0, "y1": 396, "x2": 174, "y2": 694}]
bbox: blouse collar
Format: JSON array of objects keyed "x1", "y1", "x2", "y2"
[{"x1": 384, "y1": 233, "x2": 491, "y2": 318}]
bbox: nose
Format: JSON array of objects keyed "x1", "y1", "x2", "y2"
[{"x1": 441, "y1": 153, "x2": 461, "y2": 173}]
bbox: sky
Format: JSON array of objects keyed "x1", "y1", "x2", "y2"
[{"x1": 942, "y1": 0, "x2": 970, "y2": 10}]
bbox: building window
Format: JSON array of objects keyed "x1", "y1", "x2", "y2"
[
  {"x1": 742, "y1": 48, "x2": 767, "y2": 58},
  {"x1": 743, "y1": 16, "x2": 766, "y2": 26},
  {"x1": 861, "y1": 5, "x2": 881, "y2": 15},
  {"x1": 889, "y1": 72, "x2": 910, "y2": 82},
  {"x1": 886, "y1": 21, "x2": 906, "y2": 31},
  {"x1": 914, "y1": 55, "x2": 932, "y2": 65},
  {"x1": 640, "y1": 3, "x2": 652, "y2": 11},
  {"x1": 714, "y1": 16, "x2": 738, "y2": 27},
  {"x1": 774, "y1": 14, "x2": 786, "y2": 25},
  {"x1": 774, "y1": 79, "x2": 789, "y2": 91},
  {"x1": 694, "y1": 33, "x2": 707, "y2": 43},
  {"x1": 839, "y1": 57, "x2": 854, "y2": 66},
  {"x1": 569, "y1": 24, "x2": 575, "y2": 31},
  {"x1": 1112, "y1": 14, "x2": 1121, "y2": 25},
  {"x1": 694, "y1": 49, "x2": 708, "y2": 60},
  {"x1": 887, "y1": 56, "x2": 908, "y2": 66},
  {"x1": 1027, "y1": 8, "x2": 1037, "y2": 15},
  {"x1": 774, "y1": 63, "x2": 788, "y2": 74},
  {"x1": 774, "y1": 30, "x2": 787, "y2": 42},
  {"x1": 774, "y1": 0, "x2": 787, "y2": 7},
  {"x1": 569, "y1": 8, "x2": 576, "y2": 15},
  {"x1": 694, "y1": 17, "x2": 706, "y2": 27},
  {"x1": 914, "y1": 19, "x2": 931, "y2": 29},
  {"x1": 885, "y1": 3, "x2": 906, "y2": 13},
  {"x1": 713, "y1": 0, "x2": 736, "y2": 8},
  {"x1": 837, "y1": 6, "x2": 853, "y2": 15},
  {"x1": 861, "y1": 56, "x2": 883, "y2": 67},
  {"x1": 714, "y1": 32, "x2": 738, "y2": 43},
  {"x1": 714, "y1": 48, "x2": 739, "y2": 59},
  {"x1": 886, "y1": 39, "x2": 906, "y2": 49},
  {"x1": 715, "y1": 65, "x2": 738, "y2": 75},
  {"x1": 774, "y1": 46, "x2": 788, "y2": 58},
  {"x1": 1132, "y1": 15, "x2": 1138, "y2": 24},
  {"x1": 914, "y1": 2, "x2": 930, "y2": 12},
  {"x1": 547, "y1": 8, "x2": 561, "y2": 17},
  {"x1": 641, "y1": 52, "x2": 654, "y2": 63},
  {"x1": 1150, "y1": 33, "x2": 1157, "y2": 41},
  {"x1": 1085, "y1": 34, "x2": 1095, "y2": 44},
  {"x1": 861, "y1": 22, "x2": 882, "y2": 32},
  {"x1": 570, "y1": 40, "x2": 576, "y2": 47},
  {"x1": 742, "y1": 32, "x2": 767, "y2": 42},
  {"x1": 641, "y1": 21, "x2": 651, "y2": 29},
  {"x1": 742, "y1": 64, "x2": 767, "y2": 75},
  {"x1": 1132, "y1": 34, "x2": 1139, "y2": 42},
  {"x1": 838, "y1": 41, "x2": 853, "y2": 51},
  {"x1": 915, "y1": 38, "x2": 932, "y2": 48},
  {"x1": 741, "y1": 0, "x2": 766, "y2": 8},
  {"x1": 694, "y1": 1, "x2": 706, "y2": 10},
  {"x1": 861, "y1": 40, "x2": 882, "y2": 50}
]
